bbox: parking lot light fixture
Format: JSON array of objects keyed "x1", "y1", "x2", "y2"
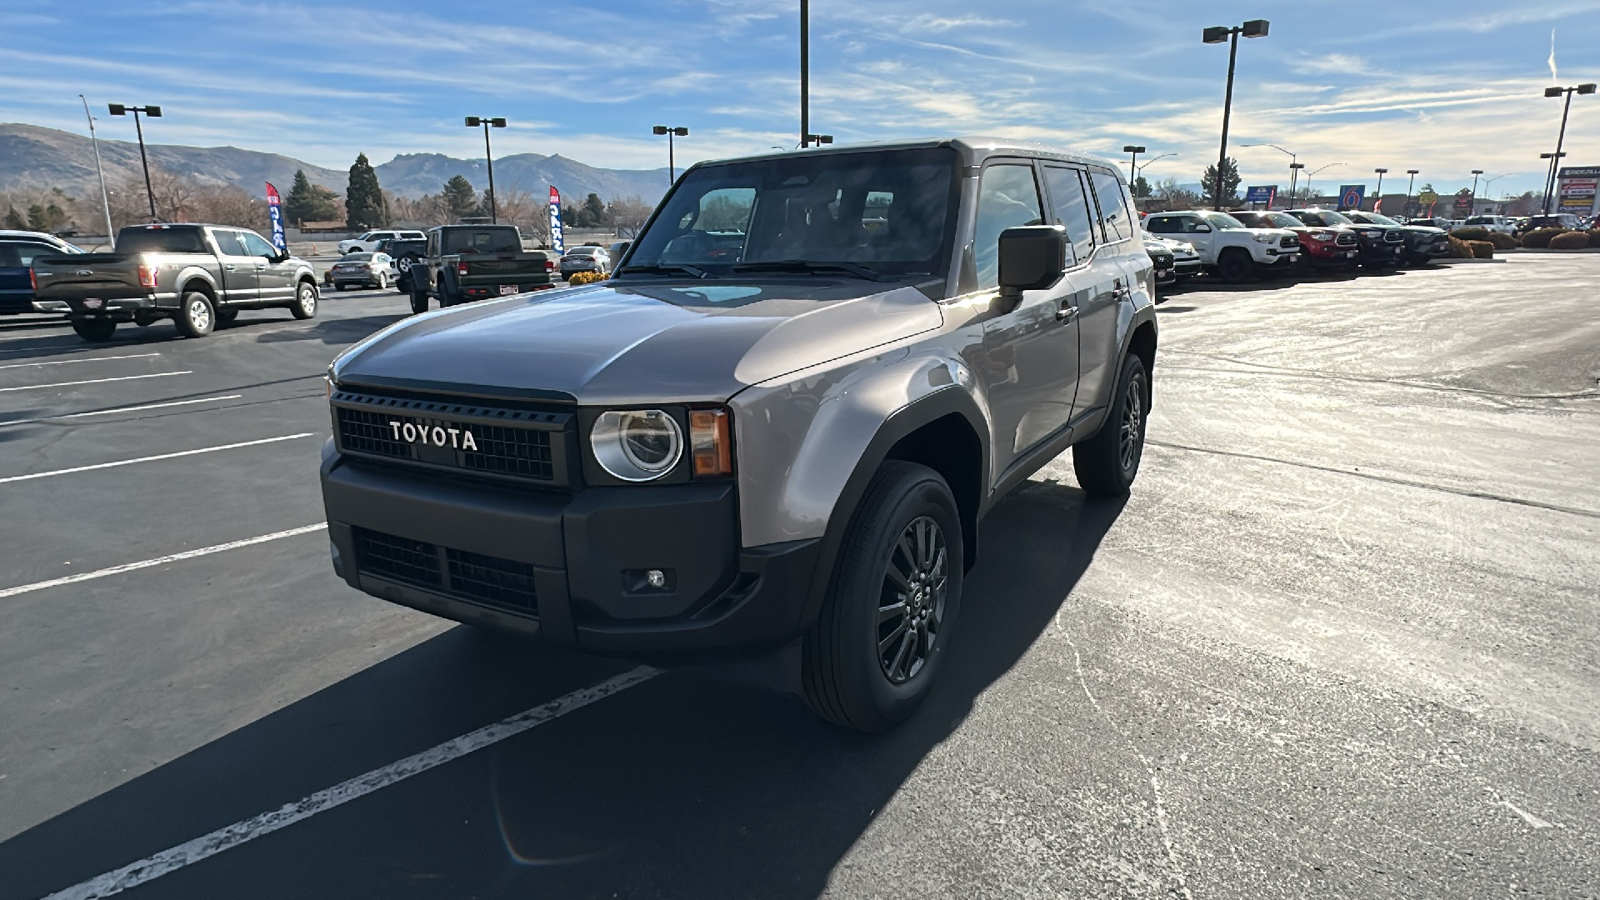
[
  {"x1": 464, "y1": 116, "x2": 507, "y2": 224},
  {"x1": 652, "y1": 126, "x2": 690, "y2": 185},
  {"x1": 1404, "y1": 169, "x2": 1420, "y2": 215},
  {"x1": 1203, "y1": 19, "x2": 1269, "y2": 210},
  {"x1": 804, "y1": 134, "x2": 834, "y2": 147},
  {"x1": 1123, "y1": 145, "x2": 1146, "y2": 184},
  {"x1": 108, "y1": 103, "x2": 162, "y2": 221},
  {"x1": 1372, "y1": 168, "x2": 1388, "y2": 211},
  {"x1": 1287, "y1": 161, "x2": 1305, "y2": 206},
  {"x1": 1305, "y1": 162, "x2": 1345, "y2": 207},
  {"x1": 1469, "y1": 169, "x2": 1483, "y2": 211},
  {"x1": 1241, "y1": 143, "x2": 1297, "y2": 206},
  {"x1": 1541, "y1": 83, "x2": 1596, "y2": 213}
]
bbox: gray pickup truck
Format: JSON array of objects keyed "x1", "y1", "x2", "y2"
[
  {"x1": 33, "y1": 223, "x2": 319, "y2": 341},
  {"x1": 407, "y1": 224, "x2": 556, "y2": 314},
  {"x1": 321, "y1": 138, "x2": 1158, "y2": 731}
]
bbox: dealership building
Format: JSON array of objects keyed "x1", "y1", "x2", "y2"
[{"x1": 1556, "y1": 166, "x2": 1600, "y2": 217}]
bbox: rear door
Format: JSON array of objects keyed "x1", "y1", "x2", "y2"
[
  {"x1": 241, "y1": 230, "x2": 295, "y2": 302},
  {"x1": 208, "y1": 229, "x2": 260, "y2": 303}
]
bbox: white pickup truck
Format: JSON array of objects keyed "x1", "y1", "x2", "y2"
[
  {"x1": 337, "y1": 229, "x2": 426, "y2": 255},
  {"x1": 1142, "y1": 209, "x2": 1300, "y2": 282}
]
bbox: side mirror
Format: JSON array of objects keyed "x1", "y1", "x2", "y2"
[{"x1": 998, "y1": 225, "x2": 1069, "y2": 299}]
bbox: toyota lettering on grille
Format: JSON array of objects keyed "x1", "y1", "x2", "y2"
[{"x1": 389, "y1": 420, "x2": 479, "y2": 451}]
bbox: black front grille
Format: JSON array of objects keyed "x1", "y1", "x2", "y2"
[
  {"x1": 1385, "y1": 230, "x2": 1404, "y2": 243},
  {"x1": 333, "y1": 390, "x2": 570, "y2": 486},
  {"x1": 1280, "y1": 236, "x2": 1300, "y2": 249},
  {"x1": 1336, "y1": 233, "x2": 1358, "y2": 245},
  {"x1": 354, "y1": 527, "x2": 539, "y2": 617}
]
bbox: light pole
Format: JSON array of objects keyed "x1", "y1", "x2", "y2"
[
  {"x1": 803, "y1": 133, "x2": 834, "y2": 148},
  {"x1": 1372, "y1": 168, "x2": 1387, "y2": 212},
  {"x1": 1123, "y1": 145, "x2": 1145, "y2": 185},
  {"x1": 1287, "y1": 162, "x2": 1305, "y2": 206},
  {"x1": 80, "y1": 95, "x2": 115, "y2": 246},
  {"x1": 1540, "y1": 152, "x2": 1567, "y2": 213},
  {"x1": 1135, "y1": 152, "x2": 1177, "y2": 176},
  {"x1": 652, "y1": 126, "x2": 690, "y2": 184},
  {"x1": 464, "y1": 116, "x2": 507, "y2": 223},
  {"x1": 108, "y1": 103, "x2": 161, "y2": 221},
  {"x1": 1202, "y1": 19, "x2": 1270, "y2": 210},
  {"x1": 1541, "y1": 83, "x2": 1596, "y2": 214},
  {"x1": 1404, "y1": 169, "x2": 1419, "y2": 216},
  {"x1": 1241, "y1": 142, "x2": 1295, "y2": 205},
  {"x1": 1481, "y1": 173, "x2": 1515, "y2": 214},
  {"x1": 1303, "y1": 163, "x2": 1345, "y2": 206},
  {"x1": 1468, "y1": 169, "x2": 1483, "y2": 218},
  {"x1": 800, "y1": 0, "x2": 810, "y2": 148}
]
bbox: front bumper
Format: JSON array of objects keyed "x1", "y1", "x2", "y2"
[
  {"x1": 1357, "y1": 240, "x2": 1405, "y2": 265},
  {"x1": 320, "y1": 444, "x2": 820, "y2": 657},
  {"x1": 1302, "y1": 244, "x2": 1361, "y2": 266}
]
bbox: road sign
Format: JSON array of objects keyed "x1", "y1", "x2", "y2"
[
  {"x1": 1244, "y1": 185, "x2": 1277, "y2": 205},
  {"x1": 1337, "y1": 185, "x2": 1365, "y2": 210}
]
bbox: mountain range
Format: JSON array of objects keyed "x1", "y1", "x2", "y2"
[{"x1": 0, "y1": 123, "x2": 672, "y2": 205}]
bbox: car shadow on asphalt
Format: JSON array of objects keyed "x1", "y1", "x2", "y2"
[
  {"x1": 0, "y1": 480, "x2": 1123, "y2": 900},
  {"x1": 251, "y1": 313, "x2": 409, "y2": 346}
]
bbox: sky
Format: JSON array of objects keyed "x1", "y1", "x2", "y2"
[{"x1": 2, "y1": 0, "x2": 1598, "y2": 200}]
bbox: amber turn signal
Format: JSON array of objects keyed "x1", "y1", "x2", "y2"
[{"x1": 689, "y1": 409, "x2": 731, "y2": 477}]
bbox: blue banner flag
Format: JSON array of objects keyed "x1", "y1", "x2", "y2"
[
  {"x1": 548, "y1": 186, "x2": 565, "y2": 255},
  {"x1": 264, "y1": 182, "x2": 287, "y2": 252}
]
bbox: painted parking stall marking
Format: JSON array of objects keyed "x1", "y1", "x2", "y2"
[
  {"x1": 40, "y1": 667, "x2": 661, "y2": 900},
  {"x1": 0, "y1": 433, "x2": 314, "y2": 485},
  {"x1": 0, "y1": 352, "x2": 161, "y2": 371},
  {"x1": 0, "y1": 395, "x2": 246, "y2": 429},
  {"x1": 0, "y1": 371, "x2": 191, "y2": 394}
]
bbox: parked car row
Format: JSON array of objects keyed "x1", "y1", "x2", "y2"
[{"x1": 1140, "y1": 206, "x2": 1450, "y2": 286}]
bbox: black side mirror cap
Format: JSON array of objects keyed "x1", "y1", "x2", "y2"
[{"x1": 998, "y1": 225, "x2": 1070, "y2": 298}]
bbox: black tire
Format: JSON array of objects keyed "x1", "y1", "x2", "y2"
[
  {"x1": 291, "y1": 281, "x2": 318, "y2": 320},
  {"x1": 409, "y1": 285, "x2": 429, "y2": 315},
  {"x1": 801, "y1": 461, "x2": 964, "y2": 733},
  {"x1": 1072, "y1": 353, "x2": 1149, "y2": 498},
  {"x1": 334, "y1": 282, "x2": 347, "y2": 292},
  {"x1": 216, "y1": 308, "x2": 239, "y2": 326},
  {"x1": 1217, "y1": 249, "x2": 1255, "y2": 283},
  {"x1": 72, "y1": 317, "x2": 117, "y2": 342},
  {"x1": 175, "y1": 291, "x2": 215, "y2": 338},
  {"x1": 375, "y1": 272, "x2": 388, "y2": 290}
]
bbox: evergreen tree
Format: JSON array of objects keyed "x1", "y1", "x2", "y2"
[
  {"x1": 26, "y1": 202, "x2": 67, "y2": 232},
  {"x1": 3, "y1": 206, "x2": 27, "y2": 230},
  {"x1": 581, "y1": 192, "x2": 607, "y2": 226},
  {"x1": 345, "y1": 153, "x2": 388, "y2": 229},
  {"x1": 562, "y1": 203, "x2": 579, "y2": 226},
  {"x1": 442, "y1": 175, "x2": 479, "y2": 220},
  {"x1": 284, "y1": 169, "x2": 340, "y2": 224},
  {"x1": 1132, "y1": 176, "x2": 1152, "y2": 199},
  {"x1": 1200, "y1": 157, "x2": 1242, "y2": 208}
]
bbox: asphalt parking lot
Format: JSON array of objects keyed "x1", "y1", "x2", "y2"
[{"x1": 2, "y1": 259, "x2": 1597, "y2": 899}]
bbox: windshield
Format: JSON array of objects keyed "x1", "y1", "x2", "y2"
[
  {"x1": 566, "y1": 247, "x2": 601, "y2": 257},
  {"x1": 623, "y1": 147, "x2": 961, "y2": 281},
  {"x1": 1201, "y1": 212, "x2": 1247, "y2": 230},
  {"x1": 342, "y1": 253, "x2": 375, "y2": 262},
  {"x1": 1465, "y1": 216, "x2": 1494, "y2": 225},
  {"x1": 1351, "y1": 212, "x2": 1401, "y2": 226},
  {"x1": 1291, "y1": 210, "x2": 1352, "y2": 227}
]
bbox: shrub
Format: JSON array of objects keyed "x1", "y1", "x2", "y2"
[
  {"x1": 567, "y1": 270, "x2": 608, "y2": 285},
  {"x1": 1547, "y1": 231, "x2": 1592, "y2": 250},
  {"x1": 1589, "y1": 230, "x2": 1600, "y2": 248},
  {"x1": 1520, "y1": 227, "x2": 1568, "y2": 248},
  {"x1": 1450, "y1": 226, "x2": 1491, "y2": 242},
  {"x1": 1487, "y1": 232, "x2": 1520, "y2": 250},
  {"x1": 1447, "y1": 236, "x2": 1476, "y2": 259},
  {"x1": 1467, "y1": 240, "x2": 1495, "y2": 259}
]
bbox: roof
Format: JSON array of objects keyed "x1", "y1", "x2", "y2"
[{"x1": 692, "y1": 137, "x2": 1123, "y2": 180}]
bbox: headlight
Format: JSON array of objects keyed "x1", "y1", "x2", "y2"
[
  {"x1": 591, "y1": 409, "x2": 683, "y2": 481},
  {"x1": 1175, "y1": 242, "x2": 1196, "y2": 254},
  {"x1": 1251, "y1": 232, "x2": 1276, "y2": 243}
]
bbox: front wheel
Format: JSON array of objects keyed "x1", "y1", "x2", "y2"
[
  {"x1": 409, "y1": 286, "x2": 429, "y2": 315},
  {"x1": 1072, "y1": 353, "x2": 1149, "y2": 498},
  {"x1": 175, "y1": 291, "x2": 215, "y2": 338},
  {"x1": 72, "y1": 317, "x2": 117, "y2": 342},
  {"x1": 801, "y1": 461, "x2": 964, "y2": 732},
  {"x1": 1217, "y1": 249, "x2": 1255, "y2": 283},
  {"x1": 291, "y1": 282, "x2": 318, "y2": 320},
  {"x1": 375, "y1": 272, "x2": 388, "y2": 290}
]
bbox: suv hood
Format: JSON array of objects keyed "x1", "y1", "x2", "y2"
[{"x1": 331, "y1": 279, "x2": 944, "y2": 406}]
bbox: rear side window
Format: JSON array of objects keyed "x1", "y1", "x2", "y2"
[
  {"x1": 1144, "y1": 216, "x2": 1177, "y2": 234},
  {"x1": 1089, "y1": 170, "x2": 1132, "y2": 243},
  {"x1": 117, "y1": 228, "x2": 208, "y2": 253},
  {"x1": 0, "y1": 241, "x2": 65, "y2": 266},
  {"x1": 1041, "y1": 166, "x2": 1097, "y2": 262},
  {"x1": 973, "y1": 163, "x2": 1044, "y2": 290}
]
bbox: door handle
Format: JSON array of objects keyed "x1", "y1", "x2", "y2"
[
  {"x1": 1056, "y1": 305, "x2": 1078, "y2": 322},
  {"x1": 254, "y1": 265, "x2": 266, "y2": 272},
  {"x1": 224, "y1": 264, "x2": 236, "y2": 271}
]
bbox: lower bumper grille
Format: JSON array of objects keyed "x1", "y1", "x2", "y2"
[{"x1": 354, "y1": 527, "x2": 538, "y2": 616}]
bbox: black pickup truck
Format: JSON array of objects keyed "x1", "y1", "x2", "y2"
[{"x1": 407, "y1": 225, "x2": 555, "y2": 314}]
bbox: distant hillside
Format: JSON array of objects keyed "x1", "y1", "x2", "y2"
[{"x1": 0, "y1": 123, "x2": 671, "y2": 204}]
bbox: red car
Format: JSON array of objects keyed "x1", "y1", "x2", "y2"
[{"x1": 1232, "y1": 210, "x2": 1361, "y2": 269}]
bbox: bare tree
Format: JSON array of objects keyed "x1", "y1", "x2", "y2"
[{"x1": 607, "y1": 195, "x2": 654, "y2": 238}]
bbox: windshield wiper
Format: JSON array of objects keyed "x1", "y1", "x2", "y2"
[
  {"x1": 616, "y1": 263, "x2": 709, "y2": 279},
  {"x1": 729, "y1": 260, "x2": 886, "y2": 281}
]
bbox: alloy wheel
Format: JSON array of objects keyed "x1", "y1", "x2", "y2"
[
  {"x1": 877, "y1": 515, "x2": 948, "y2": 684},
  {"x1": 189, "y1": 298, "x2": 210, "y2": 332},
  {"x1": 1119, "y1": 374, "x2": 1144, "y2": 471}
]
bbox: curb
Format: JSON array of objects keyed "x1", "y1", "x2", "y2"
[{"x1": 1436, "y1": 257, "x2": 1508, "y2": 265}]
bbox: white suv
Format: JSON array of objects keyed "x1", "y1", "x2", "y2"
[
  {"x1": 1142, "y1": 210, "x2": 1299, "y2": 282},
  {"x1": 1456, "y1": 215, "x2": 1515, "y2": 235},
  {"x1": 338, "y1": 230, "x2": 426, "y2": 255}
]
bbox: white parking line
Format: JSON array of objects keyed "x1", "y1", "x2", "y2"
[
  {"x1": 0, "y1": 371, "x2": 191, "y2": 393},
  {"x1": 0, "y1": 395, "x2": 245, "y2": 428},
  {"x1": 0, "y1": 433, "x2": 314, "y2": 485},
  {"x1": 0, "y1": 523, "x2": 328, "y2": 599},
  {"x1": 0, "y1": 352, "x2": 160, "y2": 371},
  {"x1": 42, "y1": 666, "x2": 660, "y2": 900}
]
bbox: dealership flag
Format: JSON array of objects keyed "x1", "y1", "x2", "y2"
[
  {"x1": 264, "y1": 182, "x2": 287, "y2": 252},
  {"x1": 548, "y1": 186, "x2": 565, "y2": 255}
]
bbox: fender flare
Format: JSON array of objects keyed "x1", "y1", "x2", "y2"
[{"x1": 798, "y1": 387, "x2": 990, "y2": 629}]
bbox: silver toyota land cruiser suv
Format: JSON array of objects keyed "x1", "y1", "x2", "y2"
[{"x1": 320, "y1": 138, "x2": 1158, "y2": 731}]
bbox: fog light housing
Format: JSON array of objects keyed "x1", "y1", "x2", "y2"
[{"x1": 623, "y1": 568, "x2": 675, "y2": 594}]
